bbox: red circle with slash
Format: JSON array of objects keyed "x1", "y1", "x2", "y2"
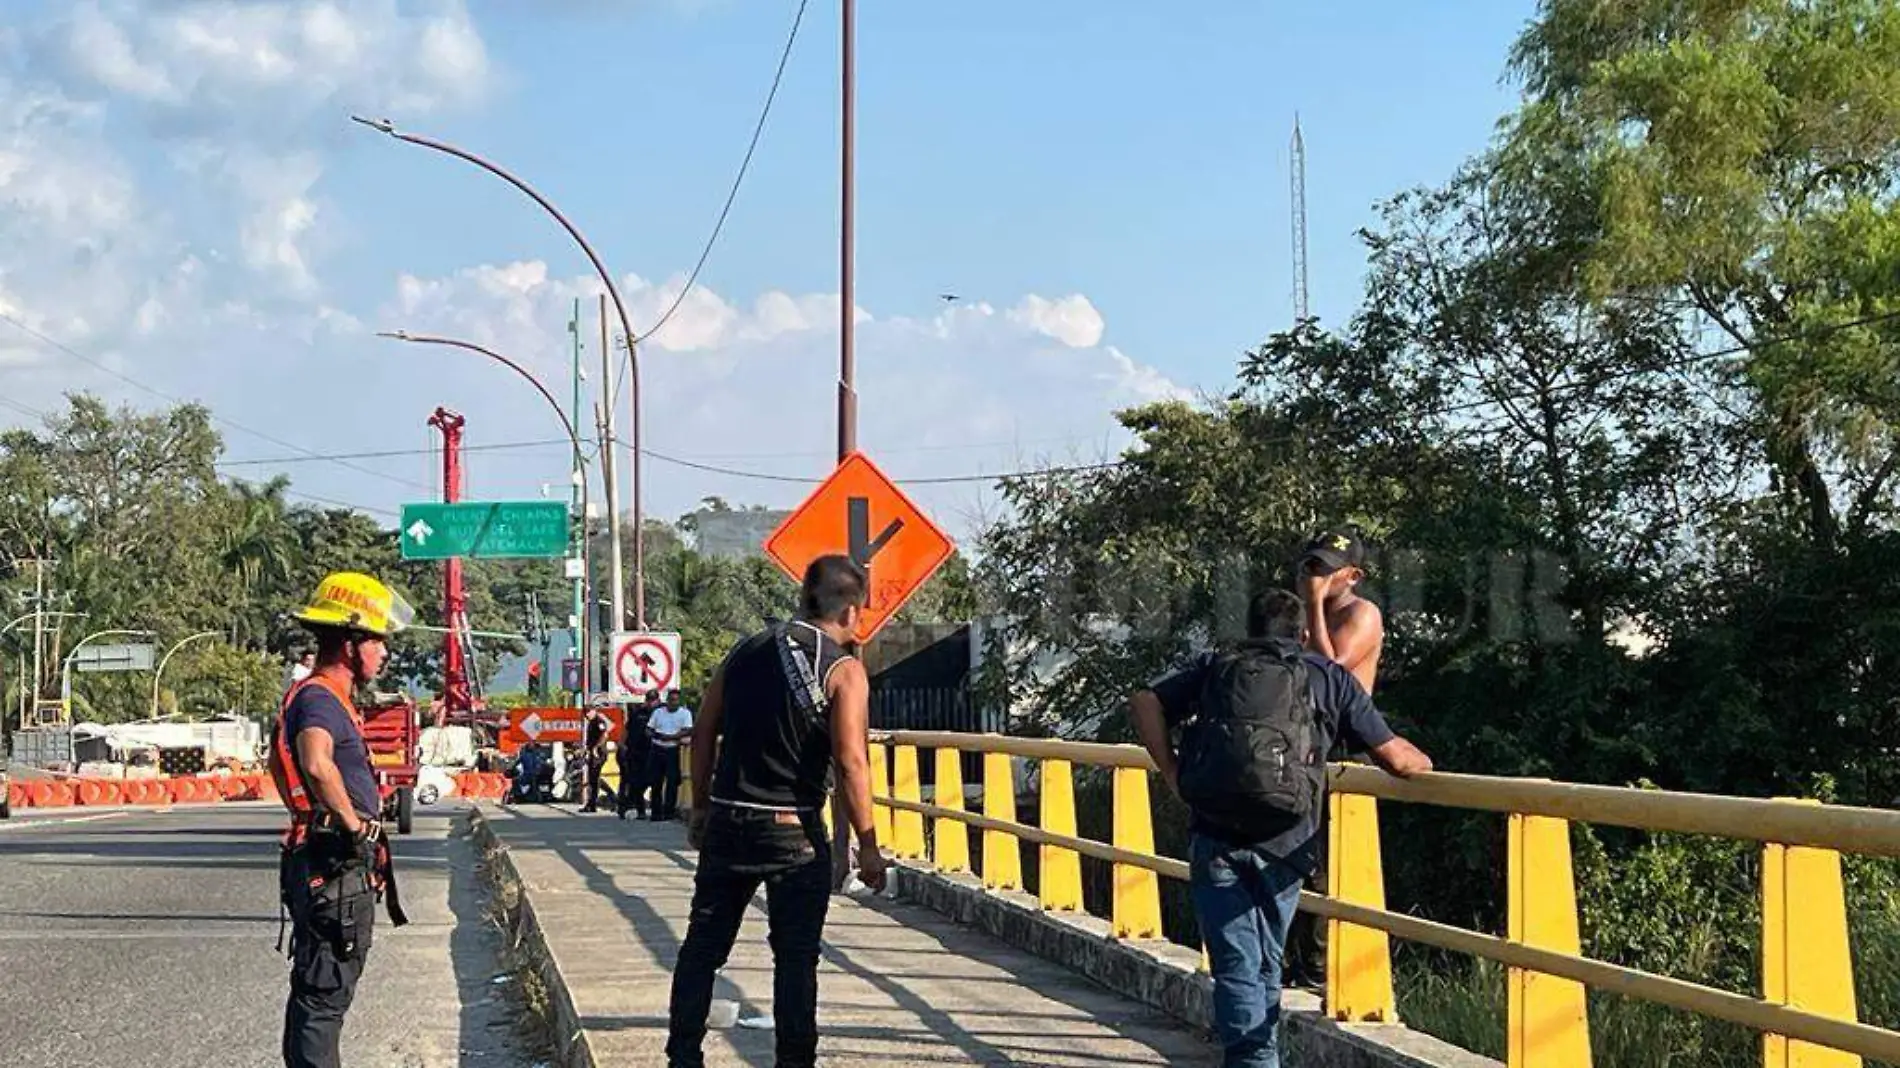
[{"x1": 615, "y1": 635, "x2": 676, "y2": 696}]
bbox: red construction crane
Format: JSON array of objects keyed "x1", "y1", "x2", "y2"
[{"x1": 429, "y1": 407, "x2": 473, "y2": 727}]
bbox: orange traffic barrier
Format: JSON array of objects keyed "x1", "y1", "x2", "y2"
[
  {"x1": 195, "y1": 778, "x2": 221, "y2": 803},
  {"x1": 165, "y1": 778, "x2": 196, "y2": 804},
  {"x1": 75, "y1": 779, "x2": 122, "y2": 806},
  {"x1": 453, "y1": 772, "x2": 474, "y2": 798},
  {"x1": 256, "y1": 775, "x2": 281, "y2": 802},
  {"x1": 216, "y1": 775, "x2": 250, "y2": 800},
  {"x1": 6, "y1": 781, "x2": 28, "y2": 810},
  {"x1": 39, "y1": 780, "x2": 74, "y2": 807}
]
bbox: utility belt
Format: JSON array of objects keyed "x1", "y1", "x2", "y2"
[{"x1": 277, "y1": 810, "x2": 409, "y2": 956}]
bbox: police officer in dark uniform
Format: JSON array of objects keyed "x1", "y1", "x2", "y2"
[
  {"x1": 270, "y1": 571, "x2": 414, "y2": 1068},
  {"x1": 617, "y1": 694, "x2": 656, "y2": 820},
  {"x1": 580, "y1": 703, "x2": 612, "y2": 813}
]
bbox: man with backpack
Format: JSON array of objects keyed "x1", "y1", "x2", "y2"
[{"x1": 1129, "y1": 587, "x2": 1430, "y2": 1068}]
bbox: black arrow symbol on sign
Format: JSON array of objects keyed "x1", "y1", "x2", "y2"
[{"x1": 848, "y1": 496, "x2": 902, "y2": 569}]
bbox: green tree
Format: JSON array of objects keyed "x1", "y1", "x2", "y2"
[{"x1": 1505, "y1": 0, "x2": 1900, "y2": 551}]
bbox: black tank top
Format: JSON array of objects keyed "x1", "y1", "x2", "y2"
[{"x1": 711, "y1": 622, "x2": 854, "y2": 810}]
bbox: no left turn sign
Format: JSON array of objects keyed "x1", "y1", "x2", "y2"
[{"x1": 610, "y1": 631, "x2": 682, "y2": 701}]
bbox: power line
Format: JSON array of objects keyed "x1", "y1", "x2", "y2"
[
  {"x1": 218, "y1": 438, "x2": 573, "y2": 467},
  {"x1": 616, "y1": 0, "x2": 809, "y2": 401},
  {"x1": 0, "y1": 310, "x2": 434, "y2": 493},
  {"x1": 218, "y1": 428, "x2": 1112, "y2": 471},
  {"x1": 286, "y1": 489, "x2": 400, "y2": 519}
]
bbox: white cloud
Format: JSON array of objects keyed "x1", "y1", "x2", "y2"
[
  {"x1": 47, "y1": 1, "x2": 491, "y2": 124},
  {"x1": 1008, "y1": 294, "x2": 1106, "y2": 348},
  {"x1": 20, "y1": 1, "x2": 494, "y2": 298},
  {"x1": 371, "y1": 263, "x2": 1183, "y2": 527}
]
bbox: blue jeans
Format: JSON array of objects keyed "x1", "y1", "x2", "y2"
[{"x1": 1190, "y1": 834, "x2": 1307, "y2": 1068}]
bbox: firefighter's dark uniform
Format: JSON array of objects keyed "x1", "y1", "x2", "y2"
[{"x1": 274, "y1": 676, "x2": 405, "y2": 1068}]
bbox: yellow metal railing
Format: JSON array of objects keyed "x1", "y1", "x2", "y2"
[{"x1": 867, "y1": 729, "x2": 1900, "y2": 1067}]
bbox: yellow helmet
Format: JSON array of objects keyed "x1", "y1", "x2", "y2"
[{"x1": 292, "y1": 571, "x2": 415, "y2": 639}]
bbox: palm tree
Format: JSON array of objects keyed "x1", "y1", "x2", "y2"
[{"x1": 219, "y1": 477, "x2": 300, "y2": 645}]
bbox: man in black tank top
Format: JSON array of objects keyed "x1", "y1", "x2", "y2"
[{"x1": 665, "y1": 554, "x2": 888, "y2": 1068}]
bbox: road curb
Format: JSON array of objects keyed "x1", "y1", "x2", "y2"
[{"x1": 467, "y1": 805, "x2": 600, "y2": 1068}]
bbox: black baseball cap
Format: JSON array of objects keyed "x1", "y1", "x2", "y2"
[{"x1": 1299, "y1": 528, "x2": 1367, "y2": 575}]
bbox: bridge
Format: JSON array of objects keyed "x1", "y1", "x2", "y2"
[{"x1": 478, "y1": 730, "x2": 1900, "y2": 1067}]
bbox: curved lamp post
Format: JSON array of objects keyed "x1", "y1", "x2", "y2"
[
  {"x1": 150, "y1": 630, "x2": 219, "y2": 719},
  {"x1": 379, "y1": 331, "x2": 597, "y2": 706},
  {"x1": 2, "y1": 610, "x2": 85, "y2": 727},
  {"x1": 61, "y1": 628, "x2": 156, "y2": 724},
  {"x1": 0, "y1": 610, "x2": 86, "y2": 643},
  {"x1": 354, "y1": 116, "x2": 647, "y2": 634}
]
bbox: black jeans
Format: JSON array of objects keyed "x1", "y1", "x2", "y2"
[
  {"x1": 617, "y1": 747, "x2": 651, "y2": 816},
  {"x1": 282, "y1": 850, "x2": 376, "y2": 1068},
  {"x1": 666, "y1": 807, "x2": 832, "y2": 1068},
  {"x1": 647, "y1": 747, "x2": 682, "y2": 819},
  {"x1": 581, "y1": 755, "x2": 606, "y2": 811}
]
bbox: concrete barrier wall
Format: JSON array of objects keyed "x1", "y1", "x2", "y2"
[{"x1": 888, "y1": 861, "x2": 1501, "y2": 1068}]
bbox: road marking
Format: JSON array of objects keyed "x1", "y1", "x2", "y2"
[{"x1": 0, "y1": 812, "x2": 127, "y2": 832}]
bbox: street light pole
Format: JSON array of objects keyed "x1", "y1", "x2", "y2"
[
  {"x1": 1, "y1": 610, "x2": 85, "y2": 731},
  {"x1": 353, "y1": 115, "x2": 647, "y2": 632},
  {"x1": 150, "y1": 630, "x2": 219, "y2": 719},
  {"x1": 839, "y1": 0, "x2": 858, "y2": 462},
  {"x1": 378, "y1": 331, "x2": 596, "y2": 707},
  {"x1": 61, "y1": 629, "x2": 155, "y2": 724}
]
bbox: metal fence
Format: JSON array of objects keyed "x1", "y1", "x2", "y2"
[{"x1": 869, "y1": 684, "x2": 995, "y2": 792}]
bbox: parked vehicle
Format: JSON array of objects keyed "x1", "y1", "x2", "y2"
[{"x1": 359, "y1": 692, "x2": 421, "y2": 835}]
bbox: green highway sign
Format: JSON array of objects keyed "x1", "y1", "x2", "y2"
[{"x1": 399, "y1": 501, "x2": 570, "y2": 560}]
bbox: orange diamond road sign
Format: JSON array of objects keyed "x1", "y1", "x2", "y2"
[{"x1": 764, "y1": 451, "x2": 955, "y2": 643}]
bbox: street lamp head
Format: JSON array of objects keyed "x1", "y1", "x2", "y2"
[
  {"x1": 350, "y1": 114, "x2": 398, "y2": 135},
  {"x1": 376, "y1": 330, "x2": 413, "y2": 341}
]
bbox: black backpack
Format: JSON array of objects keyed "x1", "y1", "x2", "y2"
[{"x1": 1176, "y1": 642, "x2": 1324, "y2": 841}]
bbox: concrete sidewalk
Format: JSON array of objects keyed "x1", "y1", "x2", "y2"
[{"x1": 477, "y1": 803, "x2": 1217, "y2": 1066}]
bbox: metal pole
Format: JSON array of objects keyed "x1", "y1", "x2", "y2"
[
  {"x1": 569, "y1": 301, "x2": 588, "y2": 709},
  {"x1": 30, "y1": 560, "x2": 46, "y2": 729},
  {"x1": 378, "y1": 332, "x2": 594, "y2": 710},
  {"x1": 839, "y1": 0, "x2": 858, "y2": 462},
  {"x1": 831, "y1": 0, "x2": 860, "y2": 889},
  {"x1": 1, "y1": 610, "x2": 83, "y2": 730},
  {"x1": 599, "y1": 294, "x2": 628, "y2": 642},
  {"x1": 352, "y1": 116, "x2": 647, "y2": 630},
  {"x1": 150, "y1": 631, "x2": 218, "y2": 719}
]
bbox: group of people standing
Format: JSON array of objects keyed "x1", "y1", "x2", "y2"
[
  {"x1": 572, "y1": 689, "x2": 695, "y2": 821},
  {"x1": 264, "y1": 528, "x2": 1429, "y2": 1068}
]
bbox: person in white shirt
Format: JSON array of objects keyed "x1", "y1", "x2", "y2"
[
  {"x1": 286, "y1": 650, "x2": 315, "y2": 690},
  {"x1": 645, "y1": 690, "x2": 694, "y2": 821}
]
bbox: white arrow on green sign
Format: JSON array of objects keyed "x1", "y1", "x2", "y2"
[{"x1": 399, "y1": 501, "x2": 571, "y2": 560}]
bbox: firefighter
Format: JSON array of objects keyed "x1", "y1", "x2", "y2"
[{"x1": 269, "y1": 571, "x2": 415, "y2": 1068}]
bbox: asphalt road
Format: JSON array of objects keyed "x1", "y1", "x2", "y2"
[{"x1": 0, "y1": 803, "x2": 549, "y2": 1068}]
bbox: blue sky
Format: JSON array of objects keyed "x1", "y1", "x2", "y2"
[{"x1": 0, "y1": 0, "x2": 1535, "y2": 536}]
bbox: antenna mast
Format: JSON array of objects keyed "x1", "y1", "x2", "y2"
[{"x1": 1291, "y1": 115, "x2": 1310, "y2": 325}]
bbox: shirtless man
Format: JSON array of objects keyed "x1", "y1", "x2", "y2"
[
  {"x1": 1297, "y1": 528, "x2": 1382, "y2": 695},
  {"x1": 1286, "y1": 526, "x2": 1385, "y2": 996}
]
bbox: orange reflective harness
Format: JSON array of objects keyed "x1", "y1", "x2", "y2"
[{"x1": 270, "y1": 676, "x2": 408, "y2": 954}]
